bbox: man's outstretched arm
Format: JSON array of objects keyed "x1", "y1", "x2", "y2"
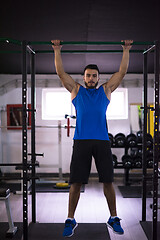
[
  {"x1": 51, "y1": 40, "x2": 78, "y2": 94},
  {"x1": 103, "y1": 40, "x2": 133, "y2": 100}
]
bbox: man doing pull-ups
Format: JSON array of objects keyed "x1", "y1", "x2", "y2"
[{"x1": 52, "y1": 39, "x2": 133, "y2": 237}]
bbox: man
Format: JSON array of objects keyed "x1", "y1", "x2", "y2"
[{"x1": 51, "y1": 39, "x2": 133, "y2": 237}]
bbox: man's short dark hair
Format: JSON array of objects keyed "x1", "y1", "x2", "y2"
[{"x1": 83, "y1": 64, "x2": 100, "y2": 74}]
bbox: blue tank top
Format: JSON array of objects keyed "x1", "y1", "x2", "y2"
[{"x1": 72, "y1": 85, "x2": 110, "y2": 140}]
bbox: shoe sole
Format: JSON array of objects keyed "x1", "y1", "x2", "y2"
[
  {"x1": 64, "y1": 223, "x2": 78, "y2": 237},
  {"x1": 107, "y1": 223, "x2": 124, "y2": 235}
]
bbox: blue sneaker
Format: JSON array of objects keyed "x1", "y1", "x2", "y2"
[
  {"x1": 63, "y1": 218, "x2": 78, "y2": 237},
  {"x1": 107, "y1": 216, "x2": 124, "y2": 234}
]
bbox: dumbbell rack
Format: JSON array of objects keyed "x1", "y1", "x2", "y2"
[
  {"x1": 111, "y1": 144, "x2": 130, "y2": 185},
  {"x1": 110, "y1": 136, "x2": 153, "y2": 186}
]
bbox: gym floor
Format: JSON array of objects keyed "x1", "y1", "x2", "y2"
[{"x1": 1, "y1": 177, "x2": 158, "y2": 240}]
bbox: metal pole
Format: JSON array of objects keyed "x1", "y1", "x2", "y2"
[
  {"x1": 0, "y1": 49, "x2": 145, "y2": 54},
  {"x1": 29, "y1": 40, "x2": 154, "y2": 45},
  {"x1": 31, "y1": 51, "x2": 36, "y2": 223},
  {"x1": 0, "y1": 125, "x2": 76, "y2": 129},
  {"x1": 0, "y1": 38, "x2": 22, "y2": 45},
  {"x1": 0, "y1": 163, "x2": 23, "y2": 166},
  {"x1": 35, "y1": 49, "x2": 144, "y2": 54},
  {"x1": 143, "y1": 45, "x2": 155, "y2": 54},
  {"x1": 0, "y1": 109, "x2": 3, "y2": 166},
  {"x1": 22, "y1": 40, "x2": 28, "y2": 240},
  {"x1": 0, "y1": 38, "x2": 154, "y2": 46},
  {"x1": 142, "y1": 51, "x2": 148, "y2": 221},
  {"x1": 152, "y1": 40, "x2": 159, "y2": 240},
  {"x1": 58, "y1": 120, "x2": 63, "y2": 181}
]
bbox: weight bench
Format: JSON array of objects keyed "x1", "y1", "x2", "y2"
[{"x1": 0, "y1": 188, "x2": 18, "y2": 237}]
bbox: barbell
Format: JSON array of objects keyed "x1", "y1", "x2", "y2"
[{"x1": 0, "y1": 116, "x2": 76, "y2": 137}]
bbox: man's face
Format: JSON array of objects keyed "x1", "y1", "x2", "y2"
[{"x1": 83, "y1": 69, "x2": 99, "y2": 89}]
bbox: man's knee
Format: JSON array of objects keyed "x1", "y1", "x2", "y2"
[
  {"x1": 103, "y1": 182, "x2": 113, "y2": 189},
  {"x1": 70, "y1": 183, "x2": 82, "y2": 193}
]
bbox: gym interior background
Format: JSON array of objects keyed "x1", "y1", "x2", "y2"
[{"x1": 0, "y1": 0, "x2": 160, "y2": 240}]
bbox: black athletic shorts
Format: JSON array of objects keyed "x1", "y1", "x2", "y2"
[{"x1": 69, "y1": 140, "x2": 113, "y2": 184}]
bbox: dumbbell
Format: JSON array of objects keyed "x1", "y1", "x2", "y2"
[
  {"x1": 122, "y1": 154, "x2": 133, "y2": 168},
  {"x1": 146, "y1": 133, "x2": 153, "y2": 147},
  {"x1": 137, "y1": 148, "x2": 142, "y2": 155},
  {"x1": 146, "y1": 151, "x2": 160, "y2": 167},
  {"x1": 137, "y1": 131, "x2": 142, "y2": 143},
  {"x1": 126, "y1": 133, "x2": 137, "y2": 147},
  {"x1": 112, "y1": 154, "x2": 117, "y2": 168},
  {"x1": 147, "y1": 156, "x2": 153, "y2": 168},
  {"x1": 130, "y1": 148, "x2": 138, "y2": 158},
  {"x1": 114, "y1": 133, "x2": 126, "y2": 147},
  {"x1": 133, "y1": 149, "x2": 153, "y2": 168},
  {"x1": 108, "y1": 133, "x2": 114, "y2": 146},
  {"x1": 146, "y1": 151, "x2": 153, "y2": 168},
  {"x1": 133, "y1": 153, "x2": 142, "y2": 168},
  {"x1": 136, "y1": 131, "x2": 153, "y2": 147},
  {"x1": 146, "y1": 148, "x2": 153, "y2": 156}
]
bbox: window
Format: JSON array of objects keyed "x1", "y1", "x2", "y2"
[
  {"x1": 42, "y1": 87, "x2": 128, "y2": 120},
  {"x1": 107, "y1": 88, "x2": 128, "y2": 120},
  {"x1": 42, "y1": 88, "x2": 75, "y2": 120}
]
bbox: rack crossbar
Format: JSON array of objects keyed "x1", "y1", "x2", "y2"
[
  {"x1": 30, "y1": 41, "x2": 154, "y2": 45},
  {"x1": 0, "y1": 38, "x2": 22, "y2": 45},
  {"x1": 35, "y1": 49, "x2": 144, "y2": 54},
  {"x1": 0, "y1": 163, "x2": 23, "y2": 166}
]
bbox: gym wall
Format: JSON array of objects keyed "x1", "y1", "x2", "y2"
[{"x1": 0, "y1": 74, "x2": 155, "y2": 175}]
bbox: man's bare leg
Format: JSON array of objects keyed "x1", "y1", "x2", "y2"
[
  {"x1": 68, "y1": 183, "x2": 82, "y2": 218},
  {"x1": 103, "y1": 182, "x2": 124, "y2": 234},
  {"x1": 103, "y1": 182, "x2": 117, "y2": 216}
]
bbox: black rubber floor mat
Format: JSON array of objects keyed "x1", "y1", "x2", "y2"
[
  {"x1": 28, "y1": 223, "x2": 111, "y2": 240},
  {"x1": 0, "y1": 222, "x2": 23, "y2": 240},
  {"x1": 140, "y1": 221, "x2": 160, "y2": 240},
  {"x1": 118, "y1": 185, "x2": 152, "y2": 198}
]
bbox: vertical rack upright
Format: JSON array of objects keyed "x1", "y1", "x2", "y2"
[
  {"x1": 142, "y1": 41, "x2": 160, "y2": 240},
  {"x1": 152, "y1": 40, "x2": 159, "y2": 240},
  {"x1": 30, "y1": 45, "x2": 36, "y2": 224},
  {"x1": 22, "y1": 40, "x2": 28, "y2": 240}
]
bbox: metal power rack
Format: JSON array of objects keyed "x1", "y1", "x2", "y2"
[{"x1": 0, "y1": 39, "x2": 159, "y2": 240}]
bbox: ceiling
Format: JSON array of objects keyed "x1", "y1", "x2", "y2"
[{"x1": 0, "y1": 0, "x2": 160, "y2": 75}]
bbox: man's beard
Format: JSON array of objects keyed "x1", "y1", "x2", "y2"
[{"x1": 84, "y1": 81, "x2": 98, "y2": 89}]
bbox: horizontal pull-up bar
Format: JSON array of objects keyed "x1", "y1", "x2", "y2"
[
  {"x1": 30, "y1": 41, "x2": 154, "y2": 46},
  {"x1": 0, "y1": 49, "x2": 145, "y2": 54},
  {"x1": 0, "y1": 38, "x2": 22, "y2": 45},
  {"x1": 0, "y1": 50, "x2": 22, "y2": 54},
  {"x1": 36, "y1": 49, "x2": 144, "y2": 53},
  {"x1": 0, "y1": 38, "x2": 154, "y2": 46}
]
